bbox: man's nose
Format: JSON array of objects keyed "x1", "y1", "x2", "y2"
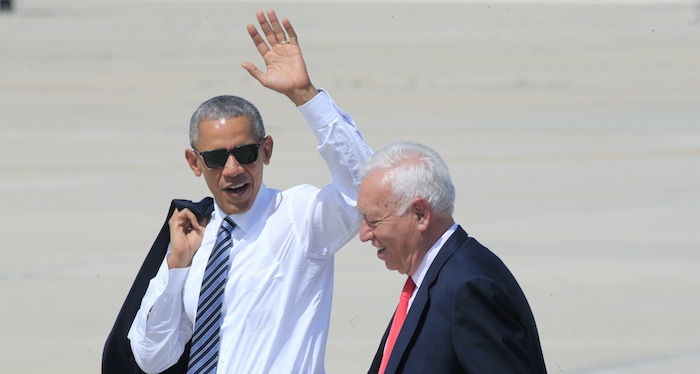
[
  {"x1": 359, "y1": 220, "x2": 373, "y2": 242},
  {"x1": 221, "y1": 154, "x2": 244, "y2": 176}
]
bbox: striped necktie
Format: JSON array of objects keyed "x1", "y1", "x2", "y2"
[{"x1": 187, "y1": 217, "x2": 235, "y2": 374}]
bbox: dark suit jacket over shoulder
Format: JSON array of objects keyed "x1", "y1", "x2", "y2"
[
  {"x1": 369, "y1": 226, "x2": 547, "y2": 374},
  {"x1": 102, "y1": 198, "x2": 214, "y2": 374}
]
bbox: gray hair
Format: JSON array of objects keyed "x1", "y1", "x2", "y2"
[
  {"x1": 189, "y1": 95, "x2": 265, "y2": 148},
  {"x1": 361, "y1": 141, "x2": 455, "y2": 217}
]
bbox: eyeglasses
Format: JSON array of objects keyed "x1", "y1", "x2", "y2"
[{"x1": 193, "y1": 138, "x2": 265, "y2": 169}]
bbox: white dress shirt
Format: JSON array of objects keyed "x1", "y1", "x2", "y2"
[
  {"x1": 408, "y1": 223, "x2": 458, "y2": 310},
  {"x1": 128, "y1": 90, "x2": 373, "y2": 374}
]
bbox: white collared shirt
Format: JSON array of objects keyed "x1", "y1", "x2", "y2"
[
  {"x1": 408, "y1": 223, "x2": 459, "y2": 310},
  {"x1": 128, "y1": 90, "x2": 373, "y2": 374}
]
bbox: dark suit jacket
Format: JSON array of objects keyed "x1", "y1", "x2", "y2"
[
  {"x1": 369, "y1": 226, "x2": 547, "y2": 374},
  {"x1": 102, "y1": 197, "x2": 214, "y2": 374}
]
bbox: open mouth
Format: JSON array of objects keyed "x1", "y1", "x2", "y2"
[
  {"x1": 224, "y1": 182, "x2": 249, "y2": 197},
  {"x1": 377, "y1": 247, "x2": 386, "y2": 256}
]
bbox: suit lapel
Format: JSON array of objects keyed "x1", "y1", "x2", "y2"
[
  {"x1": 382, "y1": 226, "x2": 469, "y2": 373},
  {"x1": 368, "y1": 319, "x2": 392, "y2": 374}
]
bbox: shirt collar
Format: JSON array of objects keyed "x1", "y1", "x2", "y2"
[
  {"x1": 211, "y1": 183, "x2": 272, "y2": 234},
  {"x1": 411, "y1": 222, "x2": 459, "y2": 290}
]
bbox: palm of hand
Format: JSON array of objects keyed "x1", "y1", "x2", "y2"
[{"x1": 260, "y1": 46, "x2": 310, "y2": 93}]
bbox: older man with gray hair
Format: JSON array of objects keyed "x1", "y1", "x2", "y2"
[{"x1": 357, "y1": 141, "x2": 547, "y2": 374}]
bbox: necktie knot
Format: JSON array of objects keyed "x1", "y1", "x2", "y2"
[
  {"x1": 401, "y1": 277, "x2": 416, "y2": 300},
  {"x1": 220, "y1": 217, "x2": 236, "y2": 234}
]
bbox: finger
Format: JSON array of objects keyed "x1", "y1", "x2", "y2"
[
  {"x1": 282, "y1": 18, "x2": 298, "y2": 45},
  {"x1": 241, "y1": 62, "x2": 266, "y2": 84},
  {"x1": 247, "y1": 23, "x2": 270, "y2": 57},
  {"x1": 180, "y1": 208, "x2": 202, "y2": 231},
  {"x1": 240, "y1": 61, "x2": 257, "y2": 74},
  {"x1": 170, "y1": 208, "x2": 201, "y2": 235},
  {"x1": 266, "y1": 9, "x2": 288, "y2": 43},
  {"x1": 256, "y1": 10, "x2": 277, "y2": 46},
  {"x1": 168, "y1": 208, "x2": 182, "y2": 226}
]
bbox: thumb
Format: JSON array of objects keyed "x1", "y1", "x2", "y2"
[{"x1": 241, "y1": 62, "x2": 265, "y2": 83}]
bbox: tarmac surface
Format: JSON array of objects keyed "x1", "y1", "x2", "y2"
[{"x1": 1, "y1": 1, "x2": 699, "y2": 373}]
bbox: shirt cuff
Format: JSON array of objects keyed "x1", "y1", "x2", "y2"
[
  {"x1": 163, "y1": 267, "x2": 189, "y2": 295},
  {"x1": 298, "y1": 88, "x2": 355, "y2": 132}
]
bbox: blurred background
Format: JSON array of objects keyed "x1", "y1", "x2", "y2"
[{"x1": 1, "y1": 1, "x2": 699, "y2": 372}]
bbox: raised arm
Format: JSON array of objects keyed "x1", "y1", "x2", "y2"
[{"x1": 241, "y1": 9, "x2": 318, "y2": 106}]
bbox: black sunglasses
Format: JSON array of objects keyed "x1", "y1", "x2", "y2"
[{"x1": 193, "y1": 138, "x2": 265, "y2": 169}]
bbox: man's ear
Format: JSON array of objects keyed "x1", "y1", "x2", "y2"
[
  {"x1": 185, "y1": 149, "x2": 202, "y2": 177},
  {"x1": 262, "y1": 136, "x2": 273, "y2": 165},
  {"x1": 411, "y1": 198, "x2": 431, "y2": 232}
]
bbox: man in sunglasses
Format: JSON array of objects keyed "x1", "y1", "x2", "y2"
[{"x1": 108, "y1": 10, "x2": 373, "y2": 374}]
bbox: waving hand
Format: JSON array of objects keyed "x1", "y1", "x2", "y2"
[{"x1": 241, "y1": 10, "x2": 318, "y2": 106}]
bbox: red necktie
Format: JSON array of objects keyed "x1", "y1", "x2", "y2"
[{"x1": 379, "y1": 277, "x2": 416, "y2": 374}]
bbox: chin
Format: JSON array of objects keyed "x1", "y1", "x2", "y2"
[{"x1": 217, "y1": 199, "x2": 252, "y2": 216}]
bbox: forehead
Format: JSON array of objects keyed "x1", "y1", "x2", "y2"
[
  {"x1": 197, "y1": 116, "x2": 255, "y2": 145},
  {"x1": 199, "y1": 116, "x2": 253, "y2": 133},
  {"x1": 358, "y1": 173, "x2": 392, "y2": 214}
]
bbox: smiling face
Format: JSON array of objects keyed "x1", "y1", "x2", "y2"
[
  {"x1": 185, "y1": 116, "x2": 272, "y2": 215},
  {"x1": 357, "y1": 172, "x2": 429, "y2": 276}
]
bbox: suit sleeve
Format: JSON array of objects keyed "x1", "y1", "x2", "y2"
[{"x1": 452, "y1": 276, "x2": 538, "y2": 373}]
